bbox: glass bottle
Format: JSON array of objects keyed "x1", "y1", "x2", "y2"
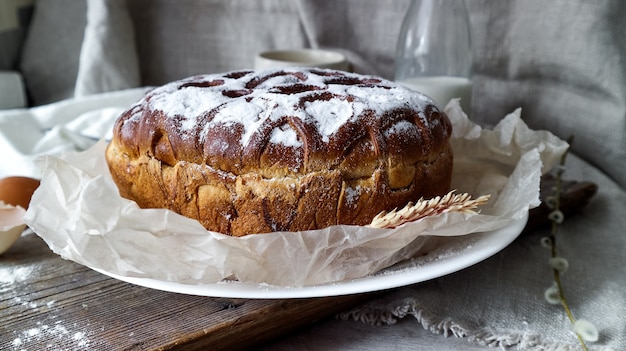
[{"x1": 395, "y1": 0, "x2": 473, "y2": 113}]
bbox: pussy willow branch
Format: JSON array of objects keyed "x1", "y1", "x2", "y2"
[{"x1": 548, "y1": 136, "x2": 589, "y2": 350}]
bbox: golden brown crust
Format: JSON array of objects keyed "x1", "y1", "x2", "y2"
[{"x1": 105, "y1": 68, "x2": 453, "y2": 236}]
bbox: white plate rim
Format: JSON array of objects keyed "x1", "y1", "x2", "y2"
[{"x1": 91, "y1": 212, "x2": 528, "y2": 299}]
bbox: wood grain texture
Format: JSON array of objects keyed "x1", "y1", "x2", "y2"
[{"x1": 0, "y1": 234, "x2": 377, "y2": 350}]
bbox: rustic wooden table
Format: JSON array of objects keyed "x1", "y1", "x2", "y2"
[{"x1": 0, "y1": 233, "x2": 376, "y2": 351}]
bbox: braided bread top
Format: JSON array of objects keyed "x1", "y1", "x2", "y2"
[{"x1": 111, "y1": 68, "x2": 451, "y2": 182}]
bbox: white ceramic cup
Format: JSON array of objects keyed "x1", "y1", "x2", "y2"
[{"x1": 254, "y1": 49, "x2": 350, "y2": 71}]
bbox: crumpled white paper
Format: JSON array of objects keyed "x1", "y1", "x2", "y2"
[{"x1": 23, "y1": 100, "x2": 568, "y2": 287}]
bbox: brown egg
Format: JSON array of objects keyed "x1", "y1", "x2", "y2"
[{"x1": 0, "y1": 176, "x2": 41, "y2": 209}]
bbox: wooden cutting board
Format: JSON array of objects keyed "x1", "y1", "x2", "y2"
[{"x1": 0, "y1": 176, "x2": 597, "y2": 350}]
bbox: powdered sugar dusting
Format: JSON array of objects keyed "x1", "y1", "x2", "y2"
[
  {"x1": 270, "y1": 126, "x2": 302, "y2": 147},
  {"x1": 150, "y1": 79, "x2": 230, "y2": 121},
  {"x1": 140, "y1": 68, "x2": 434, "y2": 147},
  {"x1": 344, "y1": 185, "x2": 363, "y2": 206},
  {"x1": 10, "y1": 320, "x2": 92, "y2": 350},
  {"x1": 304, "y1": 98, "x2": 354, "y2": 143},
  {"x1": 385, "y1": 120, "x2": 418, "y2": 137}
]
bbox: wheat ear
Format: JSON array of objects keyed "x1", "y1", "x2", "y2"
[{"x1": 368, "y1": 190, "x2": 491, "y2": 229}]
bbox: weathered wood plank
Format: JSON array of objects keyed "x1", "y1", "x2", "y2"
[{"x1": 0, "y1": 234, "x2": 376, "y2": 351}]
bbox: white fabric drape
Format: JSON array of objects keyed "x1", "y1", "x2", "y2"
[{"x1": 74, "y1": 0, "x2": 139, "y2": 97}]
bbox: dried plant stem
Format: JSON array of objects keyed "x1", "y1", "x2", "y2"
[
  {"x1": 548, "y1": 137, "x2": 589, "y2": 351},
  {"x1": 369, "y1": 191, "x2": 491, "y2": 229}
]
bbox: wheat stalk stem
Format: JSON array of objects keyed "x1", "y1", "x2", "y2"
[{"x1": 368, "y1": 190, "x2": 491, "y2": 229}]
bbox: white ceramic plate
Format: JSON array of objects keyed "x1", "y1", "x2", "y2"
[{"x1": 93, "y1": 212, "x2": 528, "y2": 299}]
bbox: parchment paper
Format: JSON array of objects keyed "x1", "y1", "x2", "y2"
[{"x1": 23, "y1": 100, "x2": 568, "y2": 287}]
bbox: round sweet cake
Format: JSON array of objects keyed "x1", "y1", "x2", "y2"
[{"x1": 105, "y1": 68, "x2": 453, "y2": 236}]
